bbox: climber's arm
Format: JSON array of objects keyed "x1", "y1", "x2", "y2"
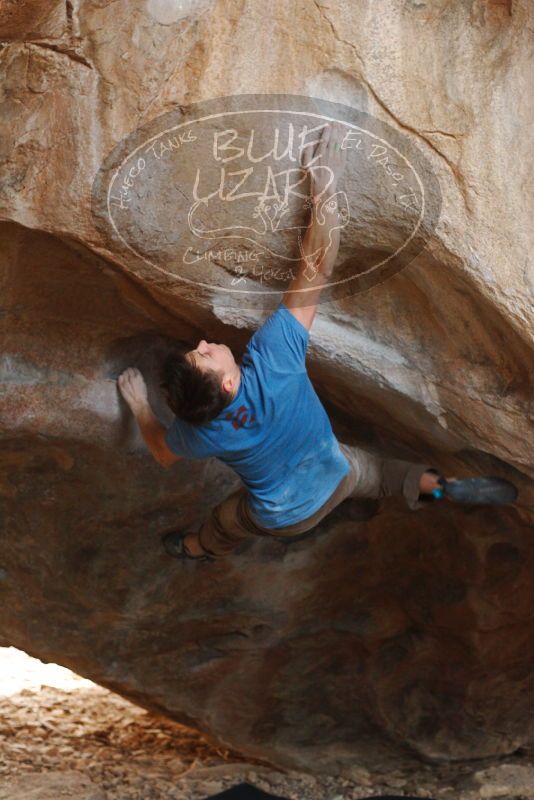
[
  {"x1": 283, "y1": 121, "x2": 346, "y2": 332},
  {"x1": 282, "y1": 194, "x2": 341, "y2": 331},
  {"x1": 134, "y1": 404, "x2": 181, "y2": 467},
  {"x1": 118, "y1": 367, "x2": 180, "y2": 467}
]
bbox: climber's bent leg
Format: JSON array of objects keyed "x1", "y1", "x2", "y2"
[
  {"x1": 338, "y1": 442, "x2": 437, "y2": 511},
  {"x1": 193, "y1": 486, "x2": 261, "y2": 557},
  {"x1": 183, "y1": 445, "x2": 439, "y2": 559}
]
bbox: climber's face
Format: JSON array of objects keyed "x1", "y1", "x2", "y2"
[{"x1": 186, "y1": 340, "x2": 238, "y2": 378}]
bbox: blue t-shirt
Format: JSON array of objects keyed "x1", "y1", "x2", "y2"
[{"x1": 165, "y1": 302, "x2": 350, "y2": 528}]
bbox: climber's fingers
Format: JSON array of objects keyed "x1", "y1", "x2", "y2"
[
  {"x1": 117, "y1": 367, "x2": 147, "y2": 406},
  {"x1": 300, "y1": 138, "x2": 314, "y2": 170},
  {"x1": 316, "y1": 123, "x2": 332, "y2": 163},
  {"x1": 301, "y1": 122, "x2": 331, "y2": 170},
  {"x1": 322, "y1": 123, "x2": 347, "y2": 183},
  {"x1": 118, "y1": 366, "x2": 140, "y2": 382}
]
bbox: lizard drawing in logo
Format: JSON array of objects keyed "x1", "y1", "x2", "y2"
[
  {"x1": 188, "y1": 189, "x2": 349, "y2": 282},
  {"x1": 187, "y1": 126, "x2": 351, "y2": 287}
]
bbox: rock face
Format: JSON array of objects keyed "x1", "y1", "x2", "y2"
[{"x1": 0, "y1": 0, "x2": 533, "y2": 776}]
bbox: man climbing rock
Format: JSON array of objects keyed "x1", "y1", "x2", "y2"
[{"x1": 117, "y1": 123, "x2": 517, "y2": 561}]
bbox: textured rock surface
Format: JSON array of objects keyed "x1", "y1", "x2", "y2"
[
  {"x1": 0, "y1": 772, "x2": 106, "y2": 800},
  {"x1": 0, "y1": 0, "x2": 533, "y2": 776}
]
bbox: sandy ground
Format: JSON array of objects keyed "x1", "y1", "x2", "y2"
[{"x1": 0, "y1": 647, "x2": 532, "y2": 800}]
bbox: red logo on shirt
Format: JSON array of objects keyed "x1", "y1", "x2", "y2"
[{"x1": 225, "y1": 404, "x2": 256, "y2": 430}]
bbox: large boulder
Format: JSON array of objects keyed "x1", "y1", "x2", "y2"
[{"x1": 0, "y1": 0, "x2": 532, "y2": 775}]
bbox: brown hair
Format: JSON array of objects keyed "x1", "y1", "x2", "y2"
[{"x1": 160, "y1": 347, "x2": 230, "y2": 425}]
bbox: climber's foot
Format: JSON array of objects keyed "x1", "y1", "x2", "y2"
[
  {"x1": 161, "y1": 531, "x2": 214, "y2": 561},
  {"x1": 433, "y1": 476, "x2": 518, "y2": 505}
]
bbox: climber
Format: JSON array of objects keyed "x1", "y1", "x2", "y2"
[{"x1": 117, "y1": 122, "x2": 518, "y2": 561}]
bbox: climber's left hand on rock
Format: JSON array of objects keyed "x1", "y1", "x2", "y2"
[
  {"x1": 301, "y1": 121, "x2": 347, "y2": 201},
  {"x1": 118, "y1": 367, "x2": 148, "y2": 414}
]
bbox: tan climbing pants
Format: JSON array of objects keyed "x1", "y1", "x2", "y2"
[{"x1": 196, "y1": 441, "x2": 436, "y2": 557}]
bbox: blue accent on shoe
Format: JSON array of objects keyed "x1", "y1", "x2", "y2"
[{"x1": 432, "y1": 488, "x2": 444, "y2": 499}]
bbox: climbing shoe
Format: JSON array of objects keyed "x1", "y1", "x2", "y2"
[
  {"x1": 432, "y1": 476, "x2": 518, "y2": 505},
  {"x1": 162, "y1": 531, "x2": 215, "y2": 562}
]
